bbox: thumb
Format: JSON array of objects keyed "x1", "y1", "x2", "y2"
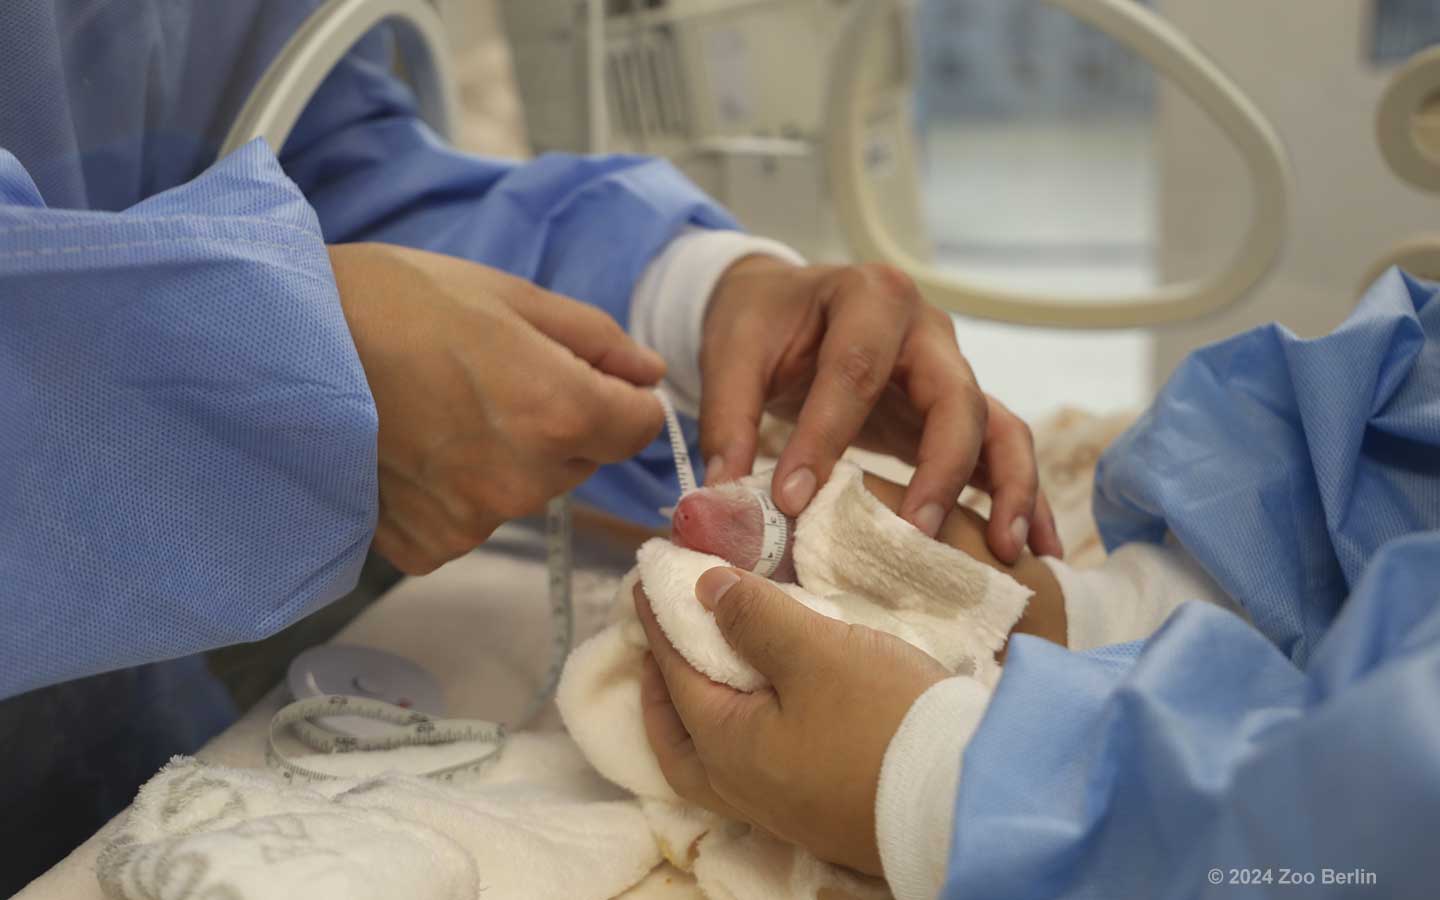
[{"x1": 696, "y1": 567, "x2": 832, "y2": 690}]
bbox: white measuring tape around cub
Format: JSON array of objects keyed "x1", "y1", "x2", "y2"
[
  {"x1": 748, "y1": 487, "x2": 791, "y2": 579},
  {"x1": 655, "y1": 389, "x2": 790, "y2": 579}
]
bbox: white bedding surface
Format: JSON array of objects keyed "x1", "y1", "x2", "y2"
[
  {"x1": 16, "y1": 519, "x2": 700, "y2": 900},
  {"x1": 19, "y1": 413, "x2": 1127, "y2": 899}
]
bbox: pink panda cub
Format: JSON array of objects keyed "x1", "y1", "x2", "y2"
[{"x1": 669, "y1": 482, "x2": 797, "y2": 582}]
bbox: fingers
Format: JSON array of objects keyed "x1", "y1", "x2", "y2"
[
  {"x1": 695, "y1": 568, "x2": 832, "y2": 693},
  {"x1": 639, "y1": 653, "x2": 743, "y2": 818},
  {"x1": 773, "y1": 267, "x2": 915, "y2": 516},
  {"x1": 698, "y1": 317, "x2": 769, "y2": 486},
  {"x1": 507, "y1": 284, "x2": 667, "y2": 386},
  {"x1": 1028, "y1": 489, "x2": 1065, "y2": 559},
  {"x1": 563, "y1": 363, "x2": 667, "y2": 464},
  {"x1": 968, "y1": 395, "x2": 1041, "y2": 564},
  {"x1": 892, "y1": 312, "x2": 987, "y2": 538}
]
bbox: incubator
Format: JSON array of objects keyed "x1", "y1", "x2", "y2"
[
  {"x1": 502, "y1": 0, "x2": 1440, "y2": 354},
  {"x1": 14, "y1": 2, "x2": 1440, "y2": 897}
]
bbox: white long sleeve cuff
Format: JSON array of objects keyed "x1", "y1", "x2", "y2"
[
  {"x1": 628, "y1": 228, "x2": 806, "y2": 416},
  {"x1": 1045, "y1": 538, "x2": 1243, "y2": 651},
  {"x1": 876, "y1": 676, "x2": 991, "y2": 900},
  {"x1": 874, "y1": 543, "x2": 1241, "y2": 900}
]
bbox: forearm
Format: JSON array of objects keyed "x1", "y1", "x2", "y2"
[{"x1": 0, "y1": 144, "x2": 376, "y2": 699}]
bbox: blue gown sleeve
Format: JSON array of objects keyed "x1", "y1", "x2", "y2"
[
  {"x1": 277, "y1": 29, "x2": 739, "y2": 525},
  {"x1": 0, "y1": 143, "x2": 378, "y2": 701},
  {"x1": 943, "y1": 271, "x2": 1440, "y2": 897}
]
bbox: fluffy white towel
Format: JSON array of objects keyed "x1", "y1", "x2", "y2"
[
  {"x1": 557, "y1": 461, "x2": 1032, "y2": 899},
  {"x1": 98, "y1": 462, "x2": 1032, "y2": 900},
  {"x1": 97, "y1": 733, "x2": 661, "y2": 900}
]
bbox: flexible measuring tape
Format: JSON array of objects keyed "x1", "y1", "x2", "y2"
[
  {"x1": 748, "y1": 488, "x2": 790, "y2": 578},
  {"x1": 653, "y1": 389, "x2": 789, "y2": 579},
  {"x1": 655, "y1": 388, "x2": 696, "y2": 494},
  {"x1": 267, "y1": 492, "x2": 574, "y2": 783},
  {"x1": 267, "y1": 695, "x2": 506, "y2": 782},
  {"x1": 268, "y1": 389, "x2": 717, "y2": 783}
]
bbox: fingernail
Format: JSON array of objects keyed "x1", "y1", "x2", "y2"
[
  {"x1": 696, "y1": 568, "x2": 743, "y2": 611},
  {"x1": 1010, "y1": 517, "x2": 1030, "y2": 553},
  {"x1": 641, "y1": 345, "x2": 666, "y2": 370},
  {"x1": 779, "y1": 467, "x2": 817, "y2": 513},
  {"x1": 911, "y1": 503, "x2": 945, "y2": 538},
  {"x1": 705, "y1": 455, "x2": 726, "y2": 485}
]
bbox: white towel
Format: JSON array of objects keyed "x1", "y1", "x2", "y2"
[
  {"x1": 98, "y1": 462, "x2": 1031, "y2": 900},
  {"x1": 97, "y1": 733, "x2": 661, "y2": 900},
  {"x1": 557, "y1": 461, "x2": 1032, "y2": 899}
]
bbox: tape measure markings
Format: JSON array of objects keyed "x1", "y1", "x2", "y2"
[
  {"x1": 267, "y1": 389, "x2": 704, "y2": 783},
  {"x1": 268, "y1": 695, "x2": 506, "y2": 782},
  {"x1": 656, "y1": 389, "x2": 696, "y2": 495},
  {"x1": 749, "y1": 488, "x2": 790, "y2": 578}
]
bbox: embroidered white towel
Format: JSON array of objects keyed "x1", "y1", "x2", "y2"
[{"x1": 96, "y1": 734, "x2": 661, "y2": 900}]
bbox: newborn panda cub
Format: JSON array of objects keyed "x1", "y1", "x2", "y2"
[{"x1": 670, "y1": 482, "x2": 797, "y2": 582}]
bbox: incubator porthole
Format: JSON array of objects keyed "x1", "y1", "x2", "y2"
[
  {"x1": 1376, "y1": 45, "x2": 1440, "y2": 192},
  {"x1": 1412, "y1": 91, "x2": 1440, "y2": 164}
]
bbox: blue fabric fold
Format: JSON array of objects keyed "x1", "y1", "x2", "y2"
[
  {"x1": 0, "y1": 142, "x2": 377, "y2": 700},
  {"x1": 946, "y1": 271, "x2": 1440, "y2": 898}
]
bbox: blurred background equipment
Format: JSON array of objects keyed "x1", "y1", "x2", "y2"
[
  {"x1": 493, "y1": 0, "x2": 1440, "y2": 415},
  {"x1": 499, "y1": 0, "x2": 927, "y2": 263},
  {"x1": 827, "y1": 0, "x2": 1291, "y2": 331},
  {"x1": 1152, "y1": 0, "x2": 1440, "y2": 377}
]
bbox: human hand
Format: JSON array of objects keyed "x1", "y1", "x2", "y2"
[
  {"x1": 633, "y1": 570, "x2": 950, "y2": 875},
  {"x1": 331, "y1": 242, "x2": 665, "y2": 574},
  {"x1": 701, "y1": 255, "x2": 1062, "y2": 563}
]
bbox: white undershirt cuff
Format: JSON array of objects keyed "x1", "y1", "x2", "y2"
[
  {"x1": 876, "y1": 676, "x2": 991, "y2": 900},
  {"x1": 628, "y1": 228, "x2": 806, "y2": 416}
]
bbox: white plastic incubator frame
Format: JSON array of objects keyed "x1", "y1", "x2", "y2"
[{"x1": 825, "y1": 0, "x2": 1295, "y2": 328}]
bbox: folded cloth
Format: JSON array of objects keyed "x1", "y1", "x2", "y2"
[
  {"x1": 558, "y1": 461, "x2": 1032, "y2": 899},
  {"x1": 97, "y1": 463, "x2": 1032, "y2": 900},
  {"x1": 96, "y1": 733, "x2": 661, "y2": 900}
]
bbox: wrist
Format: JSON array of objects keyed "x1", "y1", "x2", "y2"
[
  {"x1": 628, "y1": 230, "x2": 804, "y2": 415},
  {"x1": 706, "y1": 252, "x2": 802, "y2": 329}
]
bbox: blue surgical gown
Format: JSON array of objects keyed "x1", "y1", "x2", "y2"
[
  {"x1": 0, "y1": 1, "x2": 733, "y2": 701},
  {"x1": 0, "y1": 0, "x2": 731, "y2": 884},
  {"x1": 946, "y1": 269, "x2": 1440, "y2": 898}
]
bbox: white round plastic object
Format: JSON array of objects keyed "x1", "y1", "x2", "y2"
[{"x1": 288, "y1": 644, "x2": 447, "y2": 738}]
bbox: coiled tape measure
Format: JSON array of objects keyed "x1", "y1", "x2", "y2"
[
  {"x1": 270, "y1": 492, "x2": 573, "y2": 782},
  {"x1": 269, "y1": 390, "x2": 697, "y2": 782}
]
